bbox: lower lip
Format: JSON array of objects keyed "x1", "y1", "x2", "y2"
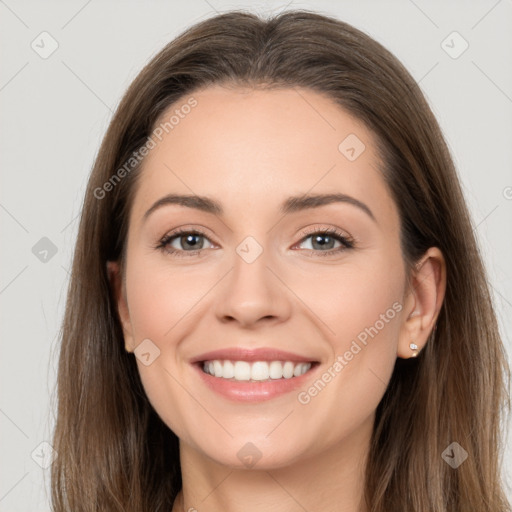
[{"x1": 193, "y1": 362, "x2": 319, "y2": 402}]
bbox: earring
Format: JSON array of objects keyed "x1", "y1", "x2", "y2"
[{"x1": 409, "y1": 342, "x2": 418, "y2": 357}]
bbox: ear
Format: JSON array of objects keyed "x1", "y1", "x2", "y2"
[
  {"x1": 397, "y1": 247, "x2": 446, "y2": 359},
  {"x1": 107, "y1": 260, "x2": 135, "y2": 353}
]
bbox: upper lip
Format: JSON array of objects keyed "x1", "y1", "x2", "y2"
[{"x1": 190, "y1": 347, "x2": 319, "y2": 364}]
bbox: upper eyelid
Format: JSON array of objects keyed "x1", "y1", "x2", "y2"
[
  {"x1": 162, "y1": 225, "x2": 349, "y2": 238},
  {"x1": 163, "y1": 226, "x2": 217, "y2": 244},
  {"x1": 298, "y1": 225, "x2": 351, "y2": 239}
]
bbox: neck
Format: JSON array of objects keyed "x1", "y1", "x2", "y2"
[{"x1": 172, "y1": 414, "x2": 373, "y2": 512}]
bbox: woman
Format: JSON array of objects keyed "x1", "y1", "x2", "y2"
[{"x1": 50, "y1": 9, "x2": 511, "y2": 512}]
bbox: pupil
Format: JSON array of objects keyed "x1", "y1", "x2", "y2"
[
  {"x1": 183, "y1": 234, "x2": 201, "y2": 249},
  {"x1": 313, "y1": 234, "x2": 333, "y2": 250}
]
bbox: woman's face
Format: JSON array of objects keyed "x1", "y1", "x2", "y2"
[{"x1": 112, "y1": 84, "x2": 413, "y2": 469}]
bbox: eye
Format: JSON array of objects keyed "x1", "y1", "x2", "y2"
[
  {"x1": 155, "y1": 226, "x2": 355, "y2": 258},
  {"x1": 155, "y1": 228, "x2": 215, "y2": 257},
  {"x1": 294, "y1": 227, "x2": 354, "y2": 257}
]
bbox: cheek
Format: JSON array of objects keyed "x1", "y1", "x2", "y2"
[
  {"x1": 292, "y1": 271, "x2": 403, "y2": 450},
  {"x1": 292, "y1": 255, "x2": 404, "y2": 352},
  {"x1": 295, "y1": 254, "x2": 403, "y2": 405},
  {"x1": 124, "y1": 254, "x2": 206, "y2": 438},
  {"x1": 125, "y1": 253, "x2": 210, "y2": 343}
]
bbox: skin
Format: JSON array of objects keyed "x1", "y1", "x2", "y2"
[{"x1": 108, "y1": 85, "x2": 446, "y2": 512}]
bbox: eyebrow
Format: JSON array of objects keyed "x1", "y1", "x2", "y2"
[{"x1": 143, "y1": 192, "x2": 376, "y2": 223}]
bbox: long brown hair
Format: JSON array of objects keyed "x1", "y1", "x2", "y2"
[{"x1": 50, "y1": 9, "x2": 511, "y2": 511}]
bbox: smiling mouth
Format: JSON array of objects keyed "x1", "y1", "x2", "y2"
[{"x1": 200, "y1": 359, "x2": 319, "y2": 382}]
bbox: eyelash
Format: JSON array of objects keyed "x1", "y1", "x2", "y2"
[{"x1": 155, "y1": 226, "x2": 355, "y2": 258}]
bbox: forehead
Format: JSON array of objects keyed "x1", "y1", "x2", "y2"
[{"x1": 129, "y1": 85, "x2": 398, "y2": 229}]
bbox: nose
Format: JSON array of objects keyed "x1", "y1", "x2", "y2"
[{"x1": 214, "y1": 243, "x2": 292, "y2": 329}]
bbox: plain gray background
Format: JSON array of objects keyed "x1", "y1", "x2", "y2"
[{"x1": 1, "y1": 0, "x2": 511, "y2": 510}]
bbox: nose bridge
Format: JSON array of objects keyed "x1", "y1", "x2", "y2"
[
  {"x1": 214, "y1": 231, "x2": 290, "y2": 326},
  {"x1": 231, "y1": 232, "x2": 274, "y2": 302},
  {"x1": 235, "y1": 234, "x2": 266, "y2": 266}
]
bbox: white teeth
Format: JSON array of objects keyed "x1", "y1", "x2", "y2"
[
  {"x1": 234, "y1": 361, "x2": 251, "y2": 381},
  {"x1": 213, "y1": 360, "x2": 223, "y2": 377},
  {"x1": 293, "y1": 363, "x2": 304, "y2": 377},
  {"x1": 202, "y1": 360, "x2": 312, "y2": 381},
  {"x1": 223, "y1": 360, "x2": 234, "y2": 379},
  {"x1": 283, "y1": 361, "x2": 295, "y2": 379},
  {"x1": 251, "y1": 361, "x2": 269, "y2": 381},
  {"x1": 269, "y1": 361, "x2": 283, "y2": 379}
]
